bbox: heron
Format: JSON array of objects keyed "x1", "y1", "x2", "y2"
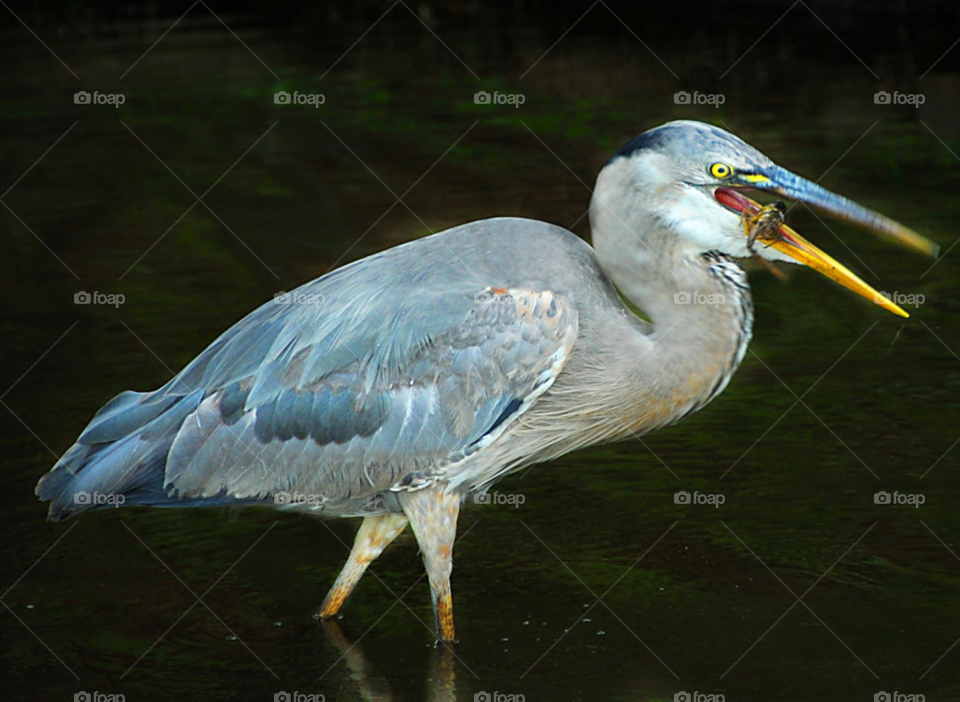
[{"x1": 36, "y1": 120, "x2": 937, "y2": 643}]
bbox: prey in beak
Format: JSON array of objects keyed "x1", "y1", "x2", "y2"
[
  {"x1": 713, "y1": 170, "x2": 939, "y2": 319},
  {"x1": 742, "y1": 199, "x2": 790, "y2": 281}
]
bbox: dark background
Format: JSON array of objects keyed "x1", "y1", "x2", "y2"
[{"x1": 2, "y1": 1, "x2": 959, "y2": 700}]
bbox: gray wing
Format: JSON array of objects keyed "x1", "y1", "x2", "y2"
[
  {"x1": 163, "y1": 282, "x2": 577, "y2": 512},
  {"x1": 39, "y1": 222, "x2": 585, "y2": 519}
]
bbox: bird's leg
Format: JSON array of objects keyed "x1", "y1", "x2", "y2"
[
  {"x1": 398, "y1": 486, "x2": 461, "y2": 643},
  {"x1": 319, "y1": 512, "x2": 409, "y2": 619}
]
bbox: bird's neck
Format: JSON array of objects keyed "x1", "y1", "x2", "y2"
[{"x1": 588, "y1": 200, "x2": 754, "y2": 434}]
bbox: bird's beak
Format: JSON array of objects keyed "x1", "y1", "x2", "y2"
[
  {"x1": 714, "y1": 166, "x2": 939, "y2": 319},
  {"x1": 746, "y1": 166, "x2": 939, "y2": 257},
  {"x1": 715, "y1": 187, "x2": 915, "y2": 318}
]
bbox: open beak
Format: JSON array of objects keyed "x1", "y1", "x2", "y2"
[{"x1": 715, "y1": 167, "x2": 939, "y2": 319}]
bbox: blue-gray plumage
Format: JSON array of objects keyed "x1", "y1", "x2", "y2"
[{"x1": 36, "y1": 121, "x2": 936, "y2": 642}]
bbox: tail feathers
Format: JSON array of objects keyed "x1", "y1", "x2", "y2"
[
  {"x1": 37, "y1": 389, "x2": 205, "y2": 521},
  {"x1": 78, "y1": 389, "x2": 179, "y2": 444},
  {"x1": 35, "y1": 442, "x2": 93, "y2": 504}
]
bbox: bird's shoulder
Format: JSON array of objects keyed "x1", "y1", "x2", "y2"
[{"x1": 167, "y1": 217, "x2": 593, "y2": 398}]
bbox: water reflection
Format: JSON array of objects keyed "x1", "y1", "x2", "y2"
[{"x1": 320, "y1": 618, "x2": 398, "y2": 701}]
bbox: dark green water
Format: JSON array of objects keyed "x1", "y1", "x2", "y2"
[{"x1": 2, "y1": 8, "x2": 959, "y2": 701}]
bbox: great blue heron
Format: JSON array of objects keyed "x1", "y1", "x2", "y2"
[{"x1": 36, "y1": 120, "x2": 937, "y2": 643}]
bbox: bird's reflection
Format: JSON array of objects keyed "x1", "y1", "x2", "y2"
[
  {"x1": 319, "y1": 618, "x2": 457, "y2": 702},
  {"x1": 428, "y1": 642, "x2": 457, "y2": 702}
]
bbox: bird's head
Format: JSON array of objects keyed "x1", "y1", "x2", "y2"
[{"x1": 591, "y1": 120, "x2": 938, "y2": 317}]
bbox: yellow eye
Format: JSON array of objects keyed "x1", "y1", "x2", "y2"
[{"x1": 710, "y1": 162, "x2": 734, "y2": 179}]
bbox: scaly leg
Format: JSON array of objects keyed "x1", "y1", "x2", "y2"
[
  {"x1": 319, "y1": 512, "x2": 409, "y2": 618},
  {"x1": 398, "y1": 486, "x2": 461, "y2": 643}
]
